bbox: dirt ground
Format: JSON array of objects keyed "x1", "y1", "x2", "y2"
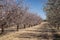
[{"x1": 0, "y1": 22, "x2": 56, "y2": 40}]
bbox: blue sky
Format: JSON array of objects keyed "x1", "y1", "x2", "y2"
[{"x1": 24, "y1": 0, "x2": 47, "y2": 19}]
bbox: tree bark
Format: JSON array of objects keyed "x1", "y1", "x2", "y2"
[
  {"x1": 24, "y1": 24, "x2": 25, "y2": 28},
  {"x1": 1, "y1": 26, "x2": 4, "y2": 34},
  {"x1": 17, "y1": 24, "x2": 19, "y2": 31},
  {"x1": 57, "y1": 27, "x2": 59, "y2": 30}
]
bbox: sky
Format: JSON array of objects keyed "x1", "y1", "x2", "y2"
[{"x1": 24, "y1": 0, "x2": 48, "y2": 19}]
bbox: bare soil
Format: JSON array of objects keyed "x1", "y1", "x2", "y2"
[{"x1": 0, "y1": 22, "x2": 56, "y2": 40}]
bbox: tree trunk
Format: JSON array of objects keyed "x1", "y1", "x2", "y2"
[
  {"x1": 24, "y1": 24, "x2": 25, "y2": 28},
  {"x1": 57, "y1": 27, "x2": 59, "y2": 30},
  {"x1": 1, "y1": 26, "x2": 4, "y2": 34},
  {"x1": 17, "y1": 24, "x2": 19, "y2": 31}
]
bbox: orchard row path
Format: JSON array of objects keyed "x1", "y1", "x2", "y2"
[{"x1": 0, "y1": 22, "x2": 53, "y2": 40}]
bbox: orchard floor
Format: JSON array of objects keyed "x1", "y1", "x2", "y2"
[{"x1": 0, "y1": 22, "x2": 58, "y2": 40}]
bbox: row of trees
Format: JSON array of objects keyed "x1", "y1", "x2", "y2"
[
  {"x1": 0, "y1": 0, "x2": 42, "y2": 34},
  {"x1": 44, "y1": 0, "x2": 60, "y2": 29}
]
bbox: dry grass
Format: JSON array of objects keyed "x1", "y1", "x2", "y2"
[{"x1": 0, "y1": 22, "x2": 58, "y2": 40}]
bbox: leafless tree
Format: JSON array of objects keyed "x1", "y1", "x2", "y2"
[
  {"x1": 0, "y1": 0, "x2": 42, "y2": 34},
  {"x1": 44, "y1": 0, "x2": 60, "y2": 30},
  {"x1": 0, "y1": 0, "x2": 24, "y2": 33}
]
